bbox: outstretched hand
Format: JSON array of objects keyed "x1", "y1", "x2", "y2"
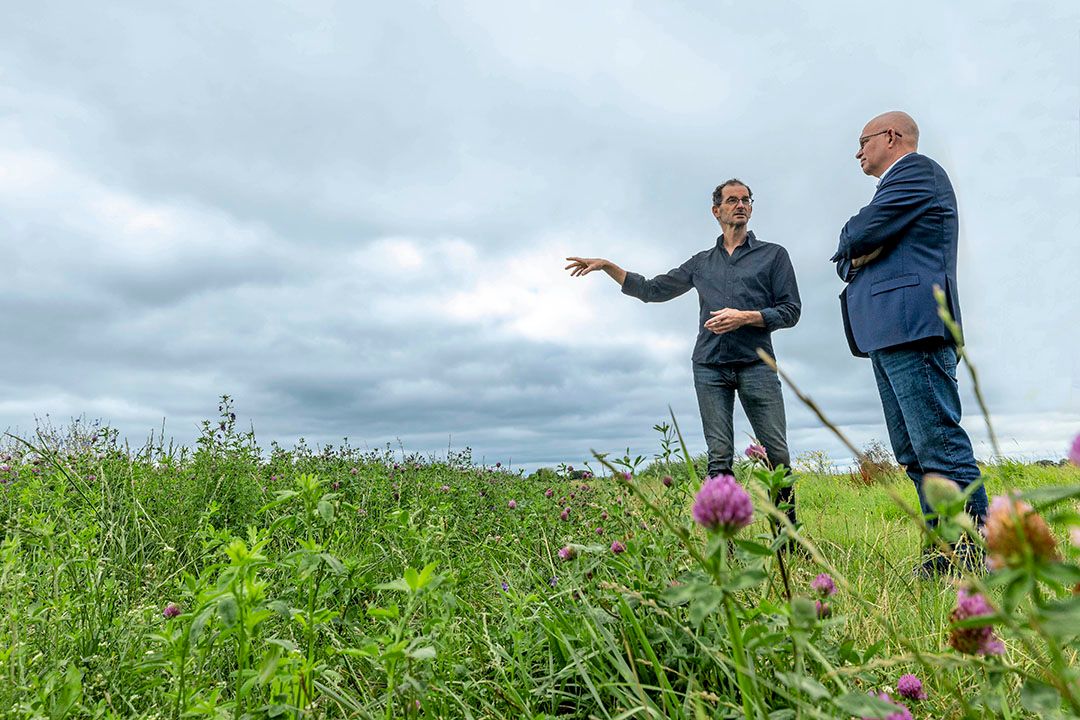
[{"x1": 565, "y1": 257, "x2": 607, "y2": 277}]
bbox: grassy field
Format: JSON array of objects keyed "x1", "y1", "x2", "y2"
[{"x1": 0, "y1": 412, "x2": 1077, "y2": 719}]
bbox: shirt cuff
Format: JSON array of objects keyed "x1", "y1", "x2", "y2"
[
  {"x1": 759, "y1": 307, "x2": 780, "y2": 331},
  {"x1": 620, "y1": 271, "x2": 644, "y2": 298}
]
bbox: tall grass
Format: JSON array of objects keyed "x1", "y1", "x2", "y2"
[{"x1": 0, "y1": 398, "x2": 1077, "y2": 718}]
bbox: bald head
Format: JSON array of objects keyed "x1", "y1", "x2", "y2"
[
  {"x1": 867, "y1": 111, "x2": 919, "y2": 149},
  {"x1": 855, "y1": 110, "x2": 920, "y2": 177}
]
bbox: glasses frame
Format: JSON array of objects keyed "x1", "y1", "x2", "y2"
[
  {"x1": 858, "y1": 129, "x2": 902, "y2": 149},
  {"x1": 721, "y1": 197, "x2": 754, "y2": 207}
]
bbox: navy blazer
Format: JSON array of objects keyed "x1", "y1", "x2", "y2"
[{"x1": 832, "y1": 153, "x2": 963, "y2": 358}]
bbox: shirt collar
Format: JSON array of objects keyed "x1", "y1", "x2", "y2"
[
  {"x1": 877, "y1": 152, "x2": 914, "y2": 187},
  {"x1": 717, "y1": 229, "x2": 757, "y2": 251}
]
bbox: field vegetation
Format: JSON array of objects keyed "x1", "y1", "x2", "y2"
[{"x1": 1, "y1": 398, "x2": 1078, "y2": 719}]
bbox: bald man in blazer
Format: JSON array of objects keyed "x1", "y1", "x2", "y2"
[{"x1": 832, "y1": 111, "x2": 988, "y2": 577}]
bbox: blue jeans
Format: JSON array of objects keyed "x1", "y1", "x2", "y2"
[
  {"x1": 693, "y1": 360, "x2": 794, "y2": 521},
  {"x1": 869, "y1": 339, "x2": 988, "y2": 526}
]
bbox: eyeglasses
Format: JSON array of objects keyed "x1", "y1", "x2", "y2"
[
  {"x1": 721, "y1": 197, "x2": 753, "y2": 207},
  {"x1": 858, "y1": 129, "x2": 901, "y2": 149}
]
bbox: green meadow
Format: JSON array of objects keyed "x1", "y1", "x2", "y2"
[{"x1": 1, "y1": 407, "x2": 1077, "y2": 719}]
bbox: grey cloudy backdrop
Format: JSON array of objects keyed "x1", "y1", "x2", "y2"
[{"x1": 1, "y1": 1, "x2": 1078, "y2": 470}]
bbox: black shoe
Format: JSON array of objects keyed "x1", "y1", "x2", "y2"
[
  {"x1": 914, "y1": 545, "x2": 987, "y2": 579},
  {"x1": 913, "y1": 553, "x2": 952, "y2": 579}
]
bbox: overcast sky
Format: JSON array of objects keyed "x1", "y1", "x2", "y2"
[{"x1": 1, "y1": 1, "x2": 1078, "y2": 471}]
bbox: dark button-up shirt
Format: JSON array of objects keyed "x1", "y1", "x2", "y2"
[{"x1": 620, "y1": 231, "x2": 801, "y2": 365}]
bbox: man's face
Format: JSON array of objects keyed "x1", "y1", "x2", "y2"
[
  {"x1": 855, "y1": 123, "x2": 896, "y2": 177},
  {"x1": 712, "y1": 184, "x2": 753, "y2": 226}
]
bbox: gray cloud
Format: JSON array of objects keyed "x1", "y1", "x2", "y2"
[{"x1": 0, "y1": 1, "x2": 1077, "y2": 470}]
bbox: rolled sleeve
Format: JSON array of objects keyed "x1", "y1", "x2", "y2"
[{"x1": 761, "y1": 248, "x2": 801, "y2": 331}]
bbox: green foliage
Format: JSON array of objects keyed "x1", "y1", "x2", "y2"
[{"x1": 0, "y1": 398, "x2": 1077, "y2": 718}]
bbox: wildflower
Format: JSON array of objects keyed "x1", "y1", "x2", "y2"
[
  {"x1": 985, "y1": 494, "x2": 1059, "y2": 568},
  {"x1": 860, "y1": 693, "x2": 913, "y2": 720},
  {"x1": 810, "y1": 573, "x2": 836, "y2": 597},
  {"x1": 691, "y1": 474, "x2": 753, "y2": 536},
  {"x1": 745, "y1": 443, "x2": 768, "y2": 462},
  {"x1": 560, "y1": 508, "x2": 570, "y2": 521},
  {"x1": 815, "y1": 599, "x2": 831, "y2": 619},
  {"x1": 270, "y1": 474, "x2": 278, "y2": 482},
  {"x1": 440, "y1": 485, "x2": 450, "y2": 492},
  {"x1": 558, "y1": 546, "x2": 574, "y2": 561},
  {"x1": 1071, "y1": 527, "x2": 1080, "y2": 549},
  {"x1": 162, "y1": 603, "x2": 182, "y2": 619},
  {"x1": 350, "y1": 467, "x2": 358, "y2": 475},
  {"x1": 549, "y1": 576, "x2": 558, "y2": 587},
  {"x1": 331, "y1": 481, "x2": 340, "y2": 491},
  {"x1": 611, "y1": 540, "x2": 626, "y2": 554},
  {"x1": 662, "y1": 475, "x2": 673, "y2": 487},
  {"x1": 495, "y1": 462, "x2": 501, "y2": 468},
  {"x1": 0, "y1": 465, "x2": 11, "y2": 473},
  {"x1": 500, "y1": 581, "x2": 509, "y2": 592},
  {"x1": 87, "y1": 474, "x2": 96, "y2": 482},
  {"x1": 948, "y1": 588, "x2": 1005, "y2": 655},
  {"x1": 582, "y1": 471, "x2": 593, "y2": 479},
  {"x1": 622, "y1": 471, "x2": 632, "y2": 481},
  {"x1": 545, "y1": 488, "x2": 553, "y2": 498},
  {"x1": 508, "y1": 499, "x2": 517, "y2": 509},
  {"x1": 896, "y1": 674, "x2": 927, "y2": 701},
  {"x1": 1070, "y1": 434, "x2": 1080, "y2": 466},
  {"x1": 595, "y1": 527, "x2": 604, "y2": 535},
  {"x1": 601, "y1": 511, "x2": 608, "y2": 521}
]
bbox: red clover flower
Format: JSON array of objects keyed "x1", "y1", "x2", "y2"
[
  {"x1": 810, "y1": 573, "x2": 836, "y2": 597},
  {"x1": 860, "y1": 693, "x2": 912, "y2": 720},
  {"x1": 745, "y1": 443, "x2": 768, "y2": 462},
  {"x1": 948, "y1": 588, "x2": 1005, "y2": 656},
  {"x1": 162, "y1": 603, "x2": 182, "y2": 619},
  {"x1": 610, "y1": 540, "x2": 626, "y2": 554},
  {"x1": 691, "y1": 474, "x2": 753, "y2": 536},
  {"x1": 896, "y1": 674, "x2": 926, "y2": 701}
]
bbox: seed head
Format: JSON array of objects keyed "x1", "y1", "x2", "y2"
[{"x1": 985, "y1": 494, "x2": 1059, "y2": 568}]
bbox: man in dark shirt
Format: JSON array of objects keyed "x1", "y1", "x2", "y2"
[{"x1": 565, "y1": 179, "x2": 801, "y2": 523}]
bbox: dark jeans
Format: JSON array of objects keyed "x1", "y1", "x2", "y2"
[
  {"x1": 693, "y1": 360, "x2": 794, "y2": 522},
  {"x1": 869, "y1": 339, "x2": 989, "y2": 527}
]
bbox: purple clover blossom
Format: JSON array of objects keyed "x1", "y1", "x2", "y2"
[
  {"x1": 350, "y1": 467, "x2": 359, "y2": 475},
  {"x1": 691, "y1": 474, "x2": 753, "y2": 536},
  {"x1": 815, "y1": 600, "x2": 831, "y2": 619},
  {"x1": 162, "y1": 603, "x2": 182, "y2": 619},
  {"x1": 745, "y1": 443, "x2": 768, "y2": 462},
  {"x1": 500, "y1": 581, "x2": 509, "y2": 592},
  {"x1": 560, "y1": 508, "x2": 570, "y2": 521},
  {"x1": 810, "y1": 573, "x2": 836, "y2": 597},
  {"x1": 331, "y1": 481, "x2": 340, "y2": 491},
  {"x1": 896, "y1": 674, "x2": 927, "y2": 701},
  {"x1": 557, "y1": 546, "x2": 574, "y2": 561},
  {"x1": 440, "y1": 485, "x2": 451, "y2": 492},
  {"x1": 507, "y1": 499, "x2": 517, "y2": 509},
  {"x1": 610, "y1": 540, "x2": 626, "y2": 554},
  {"x1": 595, "y1": 527, "x2": 604, "y2": 535},
  {"x1": 545, "y1": 488, "x2": 554, "y2": 498},
  {"x1": 1070, "y1": 433, "x2": 1080, "y2": 466},
  {"x1": 662, "y1": 475, "x2": 673, "y2": 487},
  {"x1": 549, "y1": 576, "x2": 557, "y2": 587},
  {"x1": 948, "y1": 589, "x2": 1005, "y2": 656},
  {"x1": 622, "y1": 471, "x2": 632, "y2": 481},
  {"x1": 860, "y1": 693, "x2": 913, "y2": 720}
]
